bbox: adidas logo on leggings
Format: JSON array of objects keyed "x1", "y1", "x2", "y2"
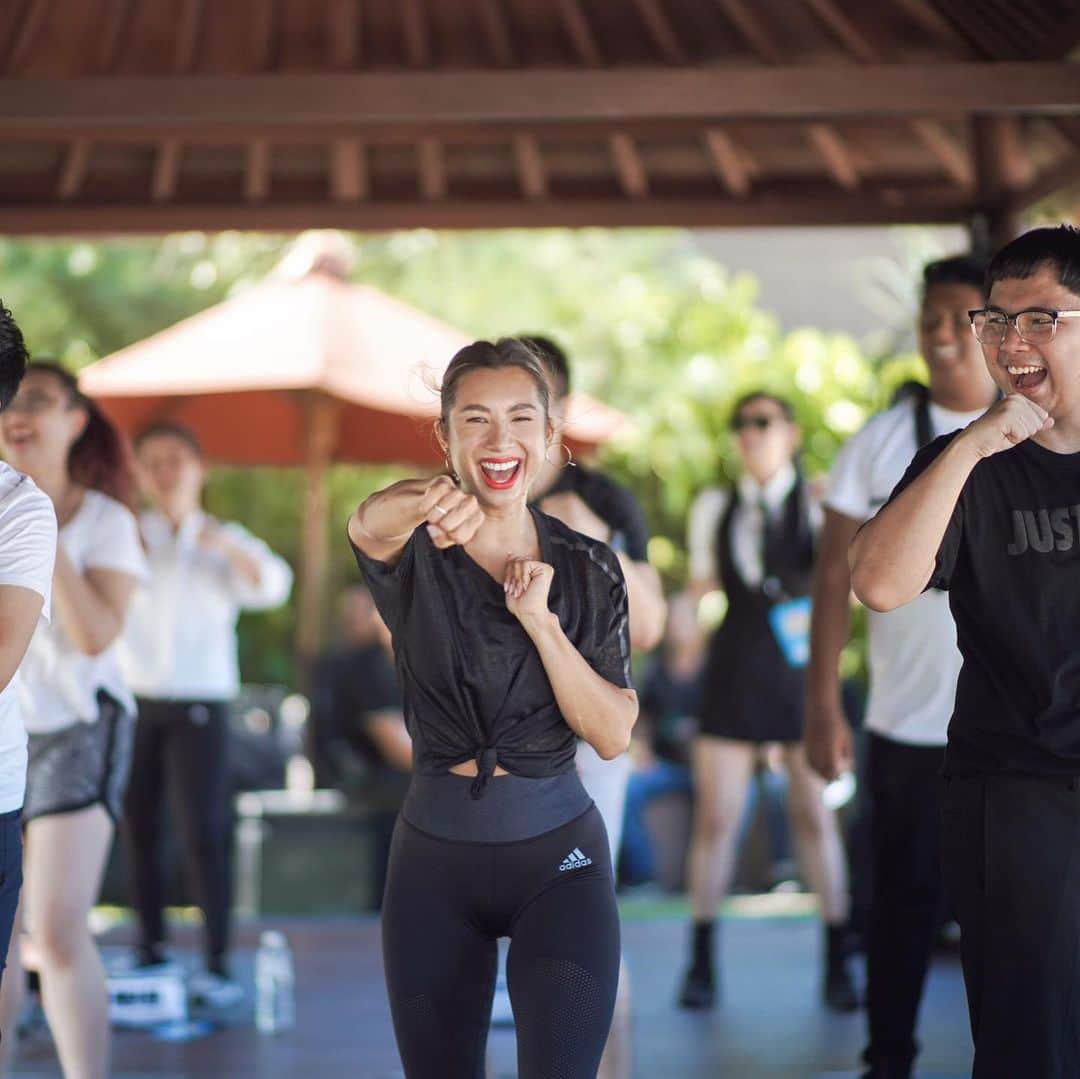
[{"x1": 559, "y1": 848, "x2": 593, "y2": 872}]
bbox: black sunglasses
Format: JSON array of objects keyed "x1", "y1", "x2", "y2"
[{"x1": 731, "y1": 415, "x2": 780, "y2": 432}]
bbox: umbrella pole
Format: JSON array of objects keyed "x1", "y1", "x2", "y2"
[{"x1": 296, "y1": 393, "x2": 340, "y2": 678}]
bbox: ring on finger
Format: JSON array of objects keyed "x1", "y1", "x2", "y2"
[{"x1": 433, "y1": 504, "x2": 449, "y2": 516}]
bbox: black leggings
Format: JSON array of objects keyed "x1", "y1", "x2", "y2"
[
  {"x1": 123, "y1": 698, "x2": 232, "y2": 964},
  {"x1": 382, "y1": 805, "x2": 620, "y2": 1079}
]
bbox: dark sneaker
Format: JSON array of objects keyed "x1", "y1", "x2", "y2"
[
  {"x1": 677, "y1": 963, "x2": 716, "y2": 1009},
  {"x1": 824, "y1": 960, "x2": 860, "y2": 1012}
]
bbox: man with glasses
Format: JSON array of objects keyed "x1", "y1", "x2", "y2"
[
  {"x1": 806, "y1": 256, "x2": 996, "y2": 1078},
  {"x1": 0, "y1": 304, "x2": 57, "y2": 999},
  {"x1": 850, "y1": 225, "x2": 1080, "y2": 1077}
]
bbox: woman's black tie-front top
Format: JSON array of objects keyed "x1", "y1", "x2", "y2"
[{"x1": 350, "y1": 506, "x2": 632, "y2": 798}]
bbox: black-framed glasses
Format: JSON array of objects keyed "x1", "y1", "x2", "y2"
[
  {"x1": 968, "y1": 306, "x2": 1080, "y2": 345},
  {"x1": 731, "y1": 415, "x2": 779, "y2": 432}
]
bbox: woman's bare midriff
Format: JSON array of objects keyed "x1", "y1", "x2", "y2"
[{"x1": 449, "y1": 761, "x2": 510, "y2": 777}]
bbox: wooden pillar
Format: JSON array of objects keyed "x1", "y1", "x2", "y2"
[
  {"x1": 295, "y1": 392, "x2": 341, "y2": 677},
  {"x1": 970, "y1": 116, "x2": 1034, "y2": 256}
]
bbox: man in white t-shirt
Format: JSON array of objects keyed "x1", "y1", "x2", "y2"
[
  {"x1": 0, "y1": 302, "x2": 58, "y2": 993},
  {"x1": 805, "y1": 257, "x2": 998, "y2": 1079}
]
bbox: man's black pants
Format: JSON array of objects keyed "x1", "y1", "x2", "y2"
[
  {"x1": 123, "y1": 698, "x2": 233, "y2": 966},
  {"x1": 862, "y1": 733, "x2": 945, "y2": 1077},
  {"x1": 942, "y1": 773, "x2": 1080, "y2": 1078}
]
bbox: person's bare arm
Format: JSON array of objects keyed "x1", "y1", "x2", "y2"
[
  {"x1": 347, "y1": 475, "x2": 484, "y2": 567},
  {"x1": 0, "y1": 585, "x2": 45, "y2": 691},
  {"x1": 617, "y1": 555, "x2": 666, "y2": 651},
  {"x1": 804, "y1": 509, "x2": 860, "y2": 781},
  {"x1": 366, "y1": 710, "x2": 412, "y2": 771},
  {"x1": 51, "y1": 550, "x2": 138, "y2": 657},
  {"x1": 851, "y1": 395, "x2": 1051, "y2": 611},
  {"x1": 504, "y1": 557, "x2": 638, "y2": 759}
]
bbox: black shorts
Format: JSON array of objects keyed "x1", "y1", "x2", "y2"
[
  {"x1": 381, "y1": 804, "x2": 620, "y2": 1078},
  {"x1": 25, "y1": 692, "x2": 134, "y2": 825}
]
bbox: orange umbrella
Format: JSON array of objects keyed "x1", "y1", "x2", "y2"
[{"x1": 79, "y1": 238, "x2": 629, "y2": 659}]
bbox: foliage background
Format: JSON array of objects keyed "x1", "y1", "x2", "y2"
[{"x1": 0, "y1": 229, "x2": 951, "y2": 686}]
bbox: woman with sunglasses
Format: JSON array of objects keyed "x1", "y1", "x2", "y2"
[
  {"x1": 677, "y1": 391, "x2": 856, "y2": 1012},
  {"x1": 0, "y1": 363, "x2": 146, "y2": 1079}
]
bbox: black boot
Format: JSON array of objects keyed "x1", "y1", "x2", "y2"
[
  {"x1": 824, "y1": 923, "x2": 859, "y2": 1012},
  {"x1": 678, "y1": 920, "x2": 717, "y2": 1009}
]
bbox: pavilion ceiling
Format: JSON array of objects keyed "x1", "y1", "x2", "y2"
[{"x1": 0, "y1": 0, "x2": 1076, "y2": 234}]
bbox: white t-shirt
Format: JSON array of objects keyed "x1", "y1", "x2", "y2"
[
  {"x1": 826, "y1": 397, "x2": 988, "y2": 746},
  {"x1": 121, "y1": 509, "x2": 293, "y2": 701},
  {"x1": 19, "y1": 490, "x2": 148, "y2": 735},
  {"x1": 0, "y1": 464, "x2": 57, "y2": 812}
]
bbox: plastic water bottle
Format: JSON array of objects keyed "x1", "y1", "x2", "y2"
[{"x1": 254, "y1": 930, "x2": 295, "y2": 1033}]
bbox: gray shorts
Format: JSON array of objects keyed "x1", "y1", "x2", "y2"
[{"x1": 25, "y1": 692, "x2": 134, "y2": 825}]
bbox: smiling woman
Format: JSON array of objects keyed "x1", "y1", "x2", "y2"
[{"x1": 345, "y1": 337, "x2": 637, "y2": 1079}]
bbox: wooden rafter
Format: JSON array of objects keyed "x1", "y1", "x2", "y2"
[
  {"x1": 401, "y1": 0, "x2": 430, "y2": 69},
  {"x1": 801, "y1": 0, "x2": 880, "y2": 63},
  {"x1": 56, "y1": 138, "x2": 91, "y2": 201},
  {"x1": 806, "y1": 123, "x2": 859, "y2": 189},
  {"x1": 3, "y1": 0, "x2": 49, "y2": 75},
  {"x1": 1007, "y1": 150, "x2": 1080, "y2": 212},
  {"x1": 328, "y1": 0, "x2": 361, "y2": 70},
  {"x1": 174, "y1": 0, "x2": 204, "y2": 74},
  {"x1": 703, "y1": 128, "x2": 750, "y2": 197},
  {"x1": 475, "y1": 0, "x2": 515, "y2": 67},
  {"x1": 2, "y1": 66, "x2": 1075, "y2": 132},
  {"x1": 513, "y1": 134, "x2": 548, "y2": 199},
  {"x1": 714, "y1": 0, "x2": 782, "y2": 64},
  {"x1": 330, "y1": 137, "x2": 367, "y2": 201},
  {"x1": 610, "y1": 133, "x2": 649, "y2": 198},
  {"x1": 96, "y1": 0, "x2": 133, "y2": 74},
  {"x1": 418, "y1": 136, "x2": 446, "y2": 199},
  {"x1": 630, "y1": 0, "x2": 686, "y2": 65},
  {"x1": 245, "y1": 139, "x2": 271, "y2": 201},
  {"x1": 888, "y1": 0, "x2": 972, "y2": 55},
  {"x1": 553, "y1": 0, "x2": 602, "y2": 67},
  {"x1": 150, "y1": 139, "x2": 183, "y2": 202},
  {"x1": 253, "y1": 0, "x2": 280, "y2": 72}
]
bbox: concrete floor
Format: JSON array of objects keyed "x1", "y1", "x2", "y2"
[{"x1": 11, "y1": 902, "x2": 973, "y2": 1078}]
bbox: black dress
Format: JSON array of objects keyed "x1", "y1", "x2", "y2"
[{"x1": 698, "y1": 480, "x2": 814, "y2": 743}]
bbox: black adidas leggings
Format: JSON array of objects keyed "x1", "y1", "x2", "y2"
[{"x1": 381, "y1": 805, "x2": 620, "y2": 1079}]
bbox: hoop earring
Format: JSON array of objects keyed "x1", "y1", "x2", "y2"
[{"x1": 545, "y1": 442, "x2": 574, "y2": 469}]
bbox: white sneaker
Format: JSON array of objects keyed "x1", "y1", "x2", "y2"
[{"x1": 188, "y1": 971, "x2": 244, "y2": 1010}]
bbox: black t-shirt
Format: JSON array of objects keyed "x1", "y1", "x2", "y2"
[
  {"x1": 539, "y1": 464, "x2": 651, "y2": 562},
  {"x1": 311, "y1": 643, "x2": 401, "y2": 771},
  {"x1": 350, "y1": 507, "x2": 632, "y2": 789},
  {"x1": 888, "y1": 433, "x2": 1080, "y2": 778}
]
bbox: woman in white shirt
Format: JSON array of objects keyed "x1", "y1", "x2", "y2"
[
  {"x1": 0, "y1": 363, "x2": 146, "y2": 1079},
  {"x1": 677, "y1": 392, "x2": 856, "y2": 1013},
  {"x1": 120, "y1": 422, "x2": 292, "y2": 1002}
]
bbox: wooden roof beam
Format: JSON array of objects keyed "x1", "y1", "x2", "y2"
[
  {"x1": 96, "y1": 0, "x2": 133, "y2": 74},
  {"x1": 610, "y1": 133, "x2": 649, "y2": 198},
  {"x1": 401, "y1": 0, "x2": 430, "y2": 69},
  {"x1": 806, "y1": 123, "x2": 860, "y2": 189},
  {"x1": 3, "y1": 66, "x2": 1077, "y2": 131},
  {"x1": 703, "y1": 128, "x2": 750, "y2": 197},
  {"x1": 418, "y1": 136, "x2": 446, "y2": 199},
  {"x1": 254, "y1": 0, "x2": 280, "y2": 72},
  {"x1": 801, "y1": 0, "x2": 880, "y2": 63},
  {"x1": 554, "y1": 0, "x2": 603, "y2": 67},
  {"x1": 56, "y1": 138, "x2": 91, "y2": 201},
  {"x1": 174, "y1": 0, "x2": 204, "y2": 73},
  {"x1": 0, "y1": 190, "x2": 975, "y2": 235},
  {"x1": 151, "y1": 139, "x2": 183, "y2": 203},
  {"x1": 330, "y1": 137, "x2": 367, "y2": 201},
  {"x1": 1007, "y1": 150, "x2": 1080, "y2": 213},
  {"x1": 3, "y1": 0, "x2": 49, "y2": 75},
  {"x1": 631, "y1": 0, "x2": 687, "y2": 65},
  {"x1": 328, "y1": 0, "x2": 361, "y2": 70},
  {"x1": 714, "y1": 0, "x2": 782, "y2": 63},
  {"x1": 245, "y1": 139, "x2": 271, "y2": 202},
  {"x1": 513, "y1": 134, "x2": 548, "y2": 200},
  {"x1": 475, "y1": 0, "x2": 515, "y2": 67},
  {"x1": 888, "y1": 0, "x2": 972, "y2": 55},
  {"x1": 908, "y1": 118, "x2": 973, "y2": 187}
]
